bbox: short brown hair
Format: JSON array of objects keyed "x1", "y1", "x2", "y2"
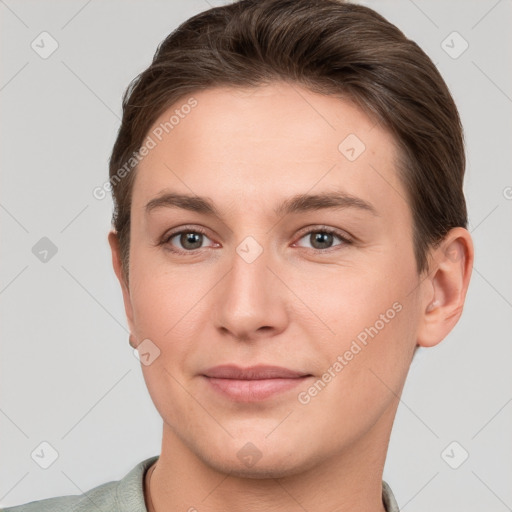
[{"x1": 109, "y1": 0, "x2": 467, "y2": 284}]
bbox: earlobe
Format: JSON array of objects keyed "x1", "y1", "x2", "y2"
[
  {"x1": 129, "y1": 333, "x2": 138, "y2": 348},
  {"x1": 416, "y1": 228, "x2": 474, "y2": 348}
]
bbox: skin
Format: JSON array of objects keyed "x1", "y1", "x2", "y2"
[{"x1": 108, "y1": 82, "x2": 474, "y2": 512}]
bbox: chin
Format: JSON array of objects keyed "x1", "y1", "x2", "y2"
[
  {"x1": 196, "y1": 439, "x2": 323, "y2": 480},
  {"x1": 223, "y1": 464, "x2": 302, "y2": 479}
]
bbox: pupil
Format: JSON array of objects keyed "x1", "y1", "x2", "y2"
[
  {"x1": 312, "y1": 232, "x2": 332, "y2": 249},
  {"x1": 181, "y1": 232, "x2": 202, "y2": 249}
]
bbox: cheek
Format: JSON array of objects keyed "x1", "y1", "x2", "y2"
[
  {"x1": 297, "y1": 294, "x2": 417, "y2": 448},
  {"x1": 311, "y1": 261, "x2": 413, "y2": 344},
  {"x1": 306, "y1": 251, "x2": 419, "y2": 394},
  {"x1": 130, "y1": 267, "x2": 202, "y2": 426},
  {"x1": 128, "y1": 244, "x2": 207, "y2": 339},
  {"x1": 127, "y1": 251, "x2": 218, "y2": 402}
]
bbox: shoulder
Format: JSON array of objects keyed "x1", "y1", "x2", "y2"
[
  {"x1": 2, "y1": 480, "x2": 117, "y2": 512},
  {"x1": 382, "y1": 480, "x2": 400, "y2": 512},
  {"x1": 2, "y1": 456, "x2": 159, "y2": 512}
]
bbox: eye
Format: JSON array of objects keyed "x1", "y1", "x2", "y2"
[
  {"x1": 160, "y1": 225, "x2": 352, "y2": 254},
  {"x1": 294, "y1": 228, "x2": 352, "y2": 251},
  {"x1": 162, "y1": 227, "x2": 217, "y2": 253}
]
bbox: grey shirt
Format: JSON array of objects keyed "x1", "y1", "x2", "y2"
[{"x1": 2, "y1": 456, "x2": 400, "y2": 511}]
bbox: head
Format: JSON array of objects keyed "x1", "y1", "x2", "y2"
[{"x1": 108, "y1": 0, "x2": 473, "y2": 477}]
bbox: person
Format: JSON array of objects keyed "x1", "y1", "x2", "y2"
[{"x1": 4, "y1": 0, "x2": 474, "y2": 510}]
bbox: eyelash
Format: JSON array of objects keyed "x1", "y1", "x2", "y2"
[{"x1": 159, "y1": 225, "x2": 353, "y2": 255}]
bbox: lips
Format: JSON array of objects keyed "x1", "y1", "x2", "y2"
[
  {"x1": 201, "y1": 365, "x2": 312, "y2": 402},
  {"x1": 203, "y1": 365, "x2": 309, "y2": 380}
]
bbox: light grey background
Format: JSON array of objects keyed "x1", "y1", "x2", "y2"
[{"x1": 1, "y1": 0, "x2": 511, "y2": 510}]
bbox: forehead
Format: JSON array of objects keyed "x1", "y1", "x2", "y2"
[{"x1": 131, "y1": 82, "x2": 407, "y2": 220}]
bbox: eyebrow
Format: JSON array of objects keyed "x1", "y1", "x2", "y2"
[{"x1": 145, "y1": 191, "x2": 378, "y2": 218}]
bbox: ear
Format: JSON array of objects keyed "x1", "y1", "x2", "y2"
[
  {"x1": 108, "y1": 230, "x2": 136, "y2": 336},
  {"x1": 416, "y1": 227, "x2": 474, "y2": 348}
]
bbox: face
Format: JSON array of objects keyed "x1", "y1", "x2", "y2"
[{"x1": 115, "y1": 82, "x2": 427, "y2": 477}]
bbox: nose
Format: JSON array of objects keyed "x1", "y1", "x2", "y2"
[{"x1": 213, "y1": 245, "x2": 289, "y2": 342}]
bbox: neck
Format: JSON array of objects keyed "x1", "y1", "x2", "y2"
[{"x1": 146, "y1": 404, "x2": 396, "y2": 512}]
